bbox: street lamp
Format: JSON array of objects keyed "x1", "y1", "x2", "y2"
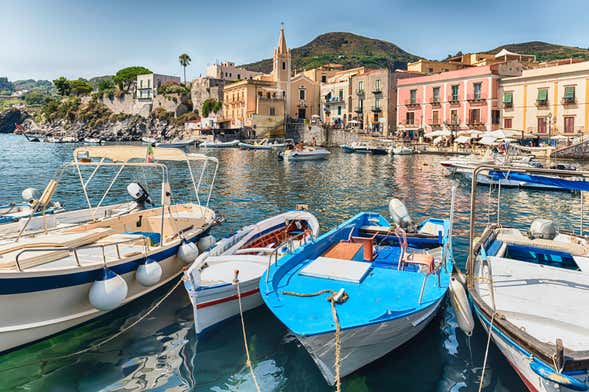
[{"x1": 548, "y1": 111, "x2": 553, "y2": 139}]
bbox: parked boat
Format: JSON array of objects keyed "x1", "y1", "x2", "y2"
[
  {"x1": 83, "y1": 137, "x2": 103, "y2": 145},
  {"x1": 0, "y1": 145, "x2": 220, "y2": 353},
  {"x1": 440, "y1": 153, "x2": 496, "y2": 174},
  {"x1": 460, "y1": 166, "x2": 589, "y2": 392},
  {"x1": 23, "y1": 133, "x2": 46, "y2": 142},
  {"x1": 184, "y1": 210, "x2": 320, "y2": 334},
  {"x1": 200, "y1": 140, "x2": 240, "y2": 148},
  {"x1": 0, "y1": 188, "x2": 63, "y2": 225},
  {"x1": 261, "y1": 198, "x2": 454, "y2": 385},
  {"x1": 141, "y1": 136, "x2": 159, "y2": 144},
  {"x1": 239, "y1": 138, "x2": 292, "y2": 151},
  {"x1": 279, "y1": 147, "x2": 331, "y2": 161},
  {"x1": 391, "y1": 145, "x2": 414, "y2": 155},
  {"x1": 340, "y1": 141, "x2": 388, "y2": 155},
  {"x1": 155, "y1": 139, "x2": 195, "y2": 148},
  {"x1": 46, "y1": 135, "x2": 79, "y2": 143}
]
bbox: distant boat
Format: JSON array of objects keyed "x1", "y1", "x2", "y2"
[
  {"x1": 155, "y1": 139, "x2": 195, "y2": 148},
  {"x1": 341, "y1": 141, "x2": 388, "y2": 155},
  {"x1": 261, "y1": 199, "x2": 454, "y2": 385},
  {"x1": 239, "y1": 138, "x2": 292, "y2": 151},
  {"x1": 83, "y1": 138, "x2": 102, "y2": 145},
  {"x1": 141, "y1": 136, "x2": 158, "y2": 144},
  {"x1": 23, "y1": 133, "x2": 46, "y2": 142},
  {"x1": 184, "y1": 210, "x2": 319, "y2": 334},
  {"x1": 391, "y1": 146, "x2": 414, "y2": 155},
  {"x1": 46, "y1": 135, "x2": 78, "y2": 143},
  {"x1": 279, "y1": 147, "x2": 331, "y2": 161},
  {"x1": 200, "y1": 140, "x2": 240, "y2": 148}
]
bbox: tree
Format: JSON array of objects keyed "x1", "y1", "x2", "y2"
[
  {"x1": 179, "y1": 53, "x2": 191, "y2": 84},
  {"x1": 68, "y1": 79, "x2": 93, "y2": 96},
  {"x1": 113, "y1": 66, "x2": 152, "y2": 92},
  {"x1": 23, "y1": 90, "x2": 49, "y2": 106},
  {"x1": 97, "y1": 78, "x2": 114, "y2": 92},
  {"x1": 202, "y1": 99, "x2": 221, "y2": 118},
  {"x1": 212, "y1": 100, "x2": 222, "y2": 114},
  {"x1": 53, "y1": 76, "x2": 70, "y2": 96}
]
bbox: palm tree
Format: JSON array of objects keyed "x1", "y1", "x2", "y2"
[{"x1": 179, "y1": 53, "x2": 191, "y2": 84}]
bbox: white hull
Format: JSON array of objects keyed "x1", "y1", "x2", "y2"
[
  {"x1": 155, "y1": 140, "x2": 194, "y2": 148},
  {"x1": 200, "y1": 140, "x2": 240, "y2": 148},
  {"x1": 459, "y1": 171, "x2": 563, "y2": 189},
  {"x1": 298, "y1": 298, "x2": 442, "y2": 385}
]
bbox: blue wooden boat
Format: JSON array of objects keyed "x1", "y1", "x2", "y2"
[{"x1": 260, "y1": 201, "x2": 453, "y2": 385}]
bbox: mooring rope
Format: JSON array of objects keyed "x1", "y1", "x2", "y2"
[
  {"x1": 0, "y1": 275, "x2": 185, "y2": 373},
  {"x1": 283, "y1": 289, "x2": 347, "y2": 391},
  {"x1": 478, "y1": 311, "x2": 496, "y2": 392},
  {"x1": 234, "y1": 271, "x2": 261, "y2": 392}
]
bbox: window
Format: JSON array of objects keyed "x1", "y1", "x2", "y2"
[
  {"x1": 428, "y1": 67, "x2": 434, "y2": 73},
  {"x1": 375, "y1": 98, "x2": 381, "y2": 109},
  {"x1": 537, "y1": 88, "x2": 548, "y2": 105},
  {"x1": 504, "y1": 118, "x2": 513, "y2": 128},
  {"x1": 359, "y1": 81, "x2": 364, "y2": 91},
  {"x1": 564, "y1": 116, "x2": 575, "y2": 133},
  {"x1": 492, "y1": 110, "x2": 500, "y2": 125},
  {"x1": 337, "y1": 106, "x2": 342, "y2": 115},
  {"x1": 321, "y1": 75, "x2": 327, "y2": 83},
  {"x1": 432, "y1": 87, "x2": 440, "y2": 103},
  {"x1": 140, "y1": 80, "x2": 143, "y2": 88},
  {"x1": 375, "y1": 80, "x2": 381, "y2": 91},
  {"x1": 473, "y1": 83, "x2": 482, "y2": 100},
  {"x1": 564, "y1": 86, "x2": 576, "y2": 104},
  {"x1": 270, "y1": 107, "x2": 276, "y2": 116},
  {"x1": 451, "y1": 110, "x2": 458, "y2": 124},
  {"x1": 282, "y1": 61, "x2": 286, "y2": 70},
  {"x1": 451, "y1": 85, "x2": 459, "y2": 101},
  {"x1": 537, "y1": 117, "x2": 547, "y2": 134},
  {"x1": 266, "y1": 92, "x2": 271, "y2": 99},
  {"x1": 469, "y1": 109, "x2": 480, "y2": 124},
  {"x1": 503, "y1": 92, "x2": 513, "y2": 107},
  {"x1": 237, "y1": 74, "x2": 241, "y2": 80},
  {"x1": 432, "y1": 111, "x2": 439, "y2": 125},
  {"x1": 339, "y1": 89, "x2": 343, "y2": 100},
  {"x1": 299, "y1": 89, "x2": 305, "y2": 100},
  {"x1": 410, "y1": 89, "x2": 417, "y2": 104},
  {"x1": 406, "y1": 112, "x2": 415, "y2": 125}
]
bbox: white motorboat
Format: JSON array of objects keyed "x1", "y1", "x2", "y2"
[
  {"x1": 46, "y1": 135, "x2": 79, "y2": 143},
  {"x1": 0, "y1": 188, "x2": 63, "y2": 226},
  {"x1": 458, "y1": 166, "x2": 589, "y2": 392},
  {"x1": 155, "y1": 139, "x2": 195, "y2": 148},
  {"x1": 279, "y1": 147, "x2": 331, "y2": 161},
  {"x1": 440, "y1": 153, "x2": 497, "y2": 174},
  {"x1": 200, "y1": 140, "x2": 240, "y2": 148},
  {"x1": 239, "y1": 138, "x2": 293, "y2": 151},
  {"x1": 391, "y1": 146, "x2": 414, "y2": 155},
  {"x1": 83, "y1": 137, "x2": 103, "y2": 145},
  {"x1": 184, "y1": 210, "x2": 319, "y2": 334},
  {"x1": 141, "y1": 136, "x2": 158, "y2": 144},
  {"x1": 0, "y1": 145, "x2": 220, "y2": 353}
]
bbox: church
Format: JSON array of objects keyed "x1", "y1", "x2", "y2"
[{"x1": 222, "y1": 26, "x2": 337, "y2": 135}]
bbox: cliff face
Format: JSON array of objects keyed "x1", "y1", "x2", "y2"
[{"x1": 0, "y1": 108, "x2": 29, "y2": 133}]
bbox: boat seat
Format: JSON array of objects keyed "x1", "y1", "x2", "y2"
[
  {"x1": 402, "y1": 252, "x2": 435, "y2": 273},
  {"x1": 299, "y1": 256, "x2": 371, "y2": 283},
  {"x1": 349, "y1": 235, "x2": 376, "y2": 261},
  {"x1": 323, "y1": 241, "x2": 364, "y2": 261},
  {"x1": 497, "y1": 233, "x2": 588, "y2": 256}
]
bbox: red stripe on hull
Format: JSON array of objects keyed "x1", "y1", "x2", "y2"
[
  {"x1": 507, "y1": 358, "x2": 539, "y2": 392},
  {"x1": 196, "y1": 288, "x2": 260, "y2": 309}
]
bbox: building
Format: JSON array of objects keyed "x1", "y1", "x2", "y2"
[
  {"x1": 222, "y1": 25, "x2": 323, "y2": 132},
  {"x1": 190, "y1": 77, "x2": 224, "y2": 116},
  {"x1": 206, "y1": 61, "x2": 262, "y2": 82},
  {"x1": 320, "y1": 67, "x2": 365, "y2": 126},
  {"x1": 397, "y1": 61, "x2": 525, "y2": 135},
  {"x1": 136, "y1": 73, "x2": 181, "y2": 101},
  {"x1": 499, "y1": 61, "x2": 589, "y2": 135},
  {"x1": 407, "y1": 59, "x2": 466, "y2": 74}
]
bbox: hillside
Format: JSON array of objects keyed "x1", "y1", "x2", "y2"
[
  {"x1": 486, "y1": 41, "x2": 589, "y2": 62},
  {"x1": 242, "y1": 32, "x2": 420, "y2": 73}
]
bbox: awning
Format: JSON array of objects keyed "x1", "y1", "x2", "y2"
[
  {"x1": 478, "y1": 136, "x2": 498, "y2": 145},
  {"x1": 424, "y1": 130, "x2": 451, "y2": 138},
  {"x1": 455, "y1": 135, "x2": 471, "y2": 144},
  {"x1": 490, "y1": 171, "x2": 589, "y2": 192},
  {"x1": 537, "y1": 89, "x2": 547, "y2": 101},
  {"x1": 503, "y1": 92, "x2": 513, "y2": 104},
  {"x1": 564, "y1": 87, "x2": 575, "y2": 98},
  {"x1": 73, "y1": 146, "x2": 207, "y2": 163}
]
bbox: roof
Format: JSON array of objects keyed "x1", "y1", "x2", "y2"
[{"x1": 73, "y1": 145, "x2": 209, "y2": 163}]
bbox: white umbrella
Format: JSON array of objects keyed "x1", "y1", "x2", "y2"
[
  {"x1": 424, "y1": 130, "x2": 451, "y2": 138},
  {"x1": 479, "y1": 136, "x2": 498, "y2": 145},
  {"x1": 432, "y1": 136, "x2": 444, "y2": 145},
  {"x1": 455, "y1": 135, "x2": 471, "y2": 144},
  {"x1": 490, "y1": 129, "x2": 522, "y2": 139}
]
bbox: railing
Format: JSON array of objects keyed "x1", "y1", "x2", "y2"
[
  {"x1": 323, "y1": 96, "x2": 344, "y2": 104},
  {"x1": 535, "y1": 99, "x2": 548, "y2": 107},
  {"x1": 371, "y1": 106, "x2": 382, "y2": 112},
  {"x1": 562, "y1": 96, "x2": 576, "y2": 105},
  {"x1": 258, "y1": 96, "x2": 284, "y2": 102},
  {"x1": 265, "y1": 230, "x2": 312, "y2": 283},
  {"x1": 405, "y1": 100, "x2": 419, "y2": 107},
  {"x1": 14, "y1": 236, "x2": 151, "y2": 272},
  {"x1": 448, "y1": 96, "x2": 460, "y2": 104},
  {"x1": 430, "y1": 100, "x2": 441, "y2": 106},
  {"x1": 372, "y1": 89, "x2": 382, "y2": 95},
  {"x1": 356, "y1": 90, "x2": 365, "y2": 96},
  {"x1": 467, "y1": 95, "x2": 486, "y2": 104},
  {"x1": 503, "y1": 101, "x2": 513, "y2": 108}
]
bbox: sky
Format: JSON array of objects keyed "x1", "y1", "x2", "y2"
[{"x1": 1, "y1": 0, "x2": 588, "y2": 81}]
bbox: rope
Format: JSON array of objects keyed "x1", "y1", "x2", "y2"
[
  {"x1": 283, "y1": 289, "x2": 346, "y2": 391},
  {"x1": 0, "y1": 275, "x2": 184, "y2": 373},
  {"x1": 478, "y1": 311, "x2": 496, "y2": 392},
  {"x1": 233, "y1": 271, "x2": 261, "y2": 392}
]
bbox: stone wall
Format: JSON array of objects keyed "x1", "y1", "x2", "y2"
[
  {"x1": 286, "y1": 123, "x2": 373, "y2": 146},
  {"x1": 98, "y1": 94, "x2": 151, "y2": 117},
  {"x1": 190, "y1": 77, "x2": 224, "y2": 116},
  {"x1": 152, "y1": 93, "x2": 188, "y2": 117}
]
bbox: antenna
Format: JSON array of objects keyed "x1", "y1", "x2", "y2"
[{"x1": 280, "y1": 22, "x2": 285, "y2": 30}]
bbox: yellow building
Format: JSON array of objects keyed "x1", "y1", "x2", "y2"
[
  {"x1": 222, "y1": 25, "x2": 325, "y2": 135},
  {"x1": 408, "y1": 50, "x2": 535, "y2": 75},
  {"x1": 499, "y1": 60, "x2": 589, "y2": 135}
]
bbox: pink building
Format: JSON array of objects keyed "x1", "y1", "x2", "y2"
[{"x1": 396, "y1": 61, "x2": 524, "y2": 135}]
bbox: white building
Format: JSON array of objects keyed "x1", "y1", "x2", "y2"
[
  {"x1": 136, "y1": 73, "x2": 181, "y2": 100},
  {"x1": 205, "y1": 62, "x2": 261, "y2": 82}
]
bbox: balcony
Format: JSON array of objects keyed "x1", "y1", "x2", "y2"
[
  {"x1": 297, "y1": 100, "x2": 307, "y2": 108},
  {"x1": 428, "y1": 120, "x2": 442, "y2": 129},
  {"x1": 258, "y1": 95, "x2": 284, "y2": 102},
  {"x1": 323, "y1": 96, "x2": 344, "y2": 104},
  {"x1": 371, "y1": 106, "x2": 382, "y2": 113},
  {"x1": 535, "y1": 99, "x2": 549, "y2": 108},
  {"x1": 444, "y1": 121, "x2": 460, "y2": 129},
  {"x1": 448, "y1": 96, "x2": 460, "y2": 105},
  {"x1": 466, "y1": 121, "x2": 485, "y2": 128},
  {"x1": 405, "y1": 99, "x2": 420, "y2": 108},
  {"x1": 356, "y1": 89, "x2": 365, "y2": 97},
  {"x1": 562, "y1": 96, "x2": 576, "y2": 105},
  {"x1": 502, "y1": 101, "x2": 513, "y2": 109},
  {"x1": 372, "y1": 89, "x2": 383, "y2": 96},
  {"x1": 430, "y1": 99, "x2": 441, "y2": 107},
  {"x1": 354, "y1": 106, "x2": 363, "y2": 113},
  {"x1": 467, "y1": 95, "x2": 486, "y2": 104}
]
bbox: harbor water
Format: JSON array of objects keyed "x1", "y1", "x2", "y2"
[{"x1": 0, "y1": 134, "x2": 585, "y2": 391}]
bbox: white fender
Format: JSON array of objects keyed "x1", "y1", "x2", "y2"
[
  {"x1": 89, "y1": 268, "x2": 128, "y2": 311},
  {"x1": 136, "y1": 258, "x2": 162, "y2": 287},
  {"x1": 197, "y1": 235, "x2": 216, "y2": 252},
  {"x1": 177, "y1": 240, "x2": 199, "y2": 263},
  {"x1": 449, "y1": 277, "x2": 475, "y2": 336}
]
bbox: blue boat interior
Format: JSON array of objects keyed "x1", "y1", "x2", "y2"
[{"x1": 261, "y1": 212, "x2": 453, "y2": 336}]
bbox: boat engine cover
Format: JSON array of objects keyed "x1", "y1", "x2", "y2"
[
  {"x1": 389, "y1": 198, "x2": 413, "y2": 230},
  {"x1": 529, "y1": 219, "x2": 559, "y2": 240},
  {"x1": 127, "y1": 183, "x2": 153, "y2": 208}
]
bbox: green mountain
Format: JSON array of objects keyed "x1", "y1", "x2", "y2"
[
  {"x1": 485, "y1": 41, "x2": 589, "y2": 62},
  {"x1": 242, "y1": 32, "x2": 420, "y2": 73}
]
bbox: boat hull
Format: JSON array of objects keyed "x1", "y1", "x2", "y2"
[
  {"x1": 0, "y1": 231, "x2": 210, "y2": 354},
  {"x1": 298, "y1": 298, "x2": 442, "y2": 385}
]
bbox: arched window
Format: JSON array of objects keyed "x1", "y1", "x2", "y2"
[{"x1": 282, "y1": 61, "x2": 286, "y2": 70}]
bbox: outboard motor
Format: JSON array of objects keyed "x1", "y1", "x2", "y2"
[
  {"x1": 127, "y1": 183, "x2": 153, "y2": 210},
  {"x1": 22, "y1": 188, "x2": 41, "y2": 204},
  {"x1": 529, "y1": 219, "x2": 558, "y2": 240},
  {"x1": 389, "y1": 198, "x2": 414, "y2": 231}
]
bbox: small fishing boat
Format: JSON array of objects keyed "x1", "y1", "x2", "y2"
[
  {"x1": 184, "y1": 210, "x2": 319, "y2": 334},
  {"x1": 279, "y1": 147, "x2": 331, "y2": 161},
  {"x1": 23, "y1": 133, "x2": 46, "y2": 142},
  {"x1": 155, "y1": 139, "x2": 195, "y2": 148},
  {"x1": 141, "y1": 136, "x2": 159, "y2": 144},
  {"x1": 458, "y1": 166, "x2": 589, "y2": 392},
  {"x1": 46, "y1": 135, "x2": 79, "y2": 143},
  {"x1": 340, "y1": 141, "x2": 388, "y2": 155},
  {"x1": 261, "y1": 197, "x2": 454, "y2": 385},
  {"x1": 0, "y1": 188, "x2": 63, "y2": 225},
  {"x1": 239, "y1": 138, "x2": 293, "y2": 151},
  {"x1": 0, "y1": 145, "x2": 220, "y2": 353},
  {"x1": 391, "y1": 146, "x2": 414, "y2": 155},
  {"x1": 200, "y1": 140, "x2": 240, "y2": 148},
  {"x1": 83, "y1": 137, "x2": 103, "y2": 145}
]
